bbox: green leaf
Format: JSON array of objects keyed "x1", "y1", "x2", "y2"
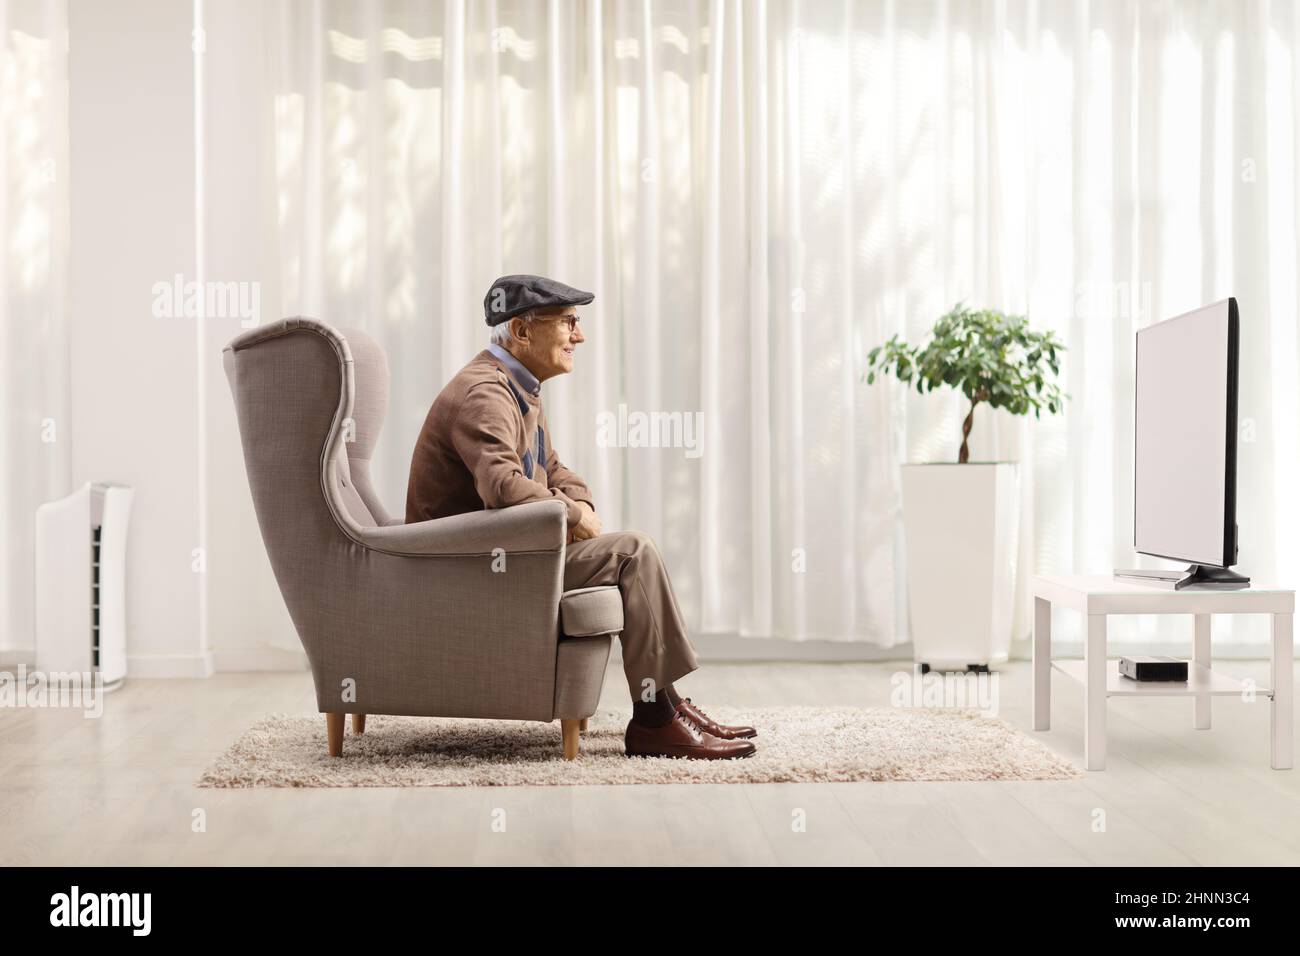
[{"x1": 863, "y1": 304, "x2": 1066, "y2": 443}]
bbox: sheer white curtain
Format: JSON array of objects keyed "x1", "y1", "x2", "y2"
[
  {"x1": 0, "y1": 0, "x2": 68, "y2": 654},
  {"x1": 251, "y1": 0, "x2": 1300, "y2": 650}
]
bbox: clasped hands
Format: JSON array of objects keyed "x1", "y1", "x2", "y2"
[{"x1": 567, "y1": 500, "x2": 602, "y2": 544}]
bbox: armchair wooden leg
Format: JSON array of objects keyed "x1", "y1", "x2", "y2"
[
  {"x1": 326, "y1": 713, "x2": 344, "y2": 757},
  {"x1": 579, "y1": 718, "x2": 589, "y2": 733},
  {"x1": 352, "y1": 713, "x2": 366, "y2": 734},
  {"x1": 561, "y1": 719, "x2": 581, "y2": 760}
]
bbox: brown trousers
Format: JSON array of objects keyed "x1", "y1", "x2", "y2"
[{"x1": 564, "y1": 530, "x2": 700, "y2": 699}]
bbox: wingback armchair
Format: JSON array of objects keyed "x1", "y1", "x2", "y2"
[{"x1": 222, "y1": 317, "x2": 622, "y2": 759}]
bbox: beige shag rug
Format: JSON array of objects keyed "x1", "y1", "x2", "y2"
[{"x1": 196, "y1": 707, "x2": 1079, "y2": 788}]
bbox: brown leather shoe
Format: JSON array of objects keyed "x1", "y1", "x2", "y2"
[
  {"x1": 625, "y1": 707, "x2": 756, "y2": 760},
  {"x1": 677, "y1": 697, "x2": 757, "y2": 740}
]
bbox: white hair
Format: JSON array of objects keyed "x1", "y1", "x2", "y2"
[{"x1": 488, "y1": 310, "x2": 536, "y2": 348}]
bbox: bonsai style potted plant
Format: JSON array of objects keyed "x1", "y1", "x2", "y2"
[{"x1": 867, "y1": 304, "x2": 1065, "y2": 671}]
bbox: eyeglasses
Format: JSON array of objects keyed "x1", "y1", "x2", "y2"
[{"x1": 546, "y1": 314, "x2": 582, "y2": 333}]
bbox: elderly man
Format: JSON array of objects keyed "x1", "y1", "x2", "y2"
[{"x1": 406, "y1": 274, "x2": 756, "y2": 759}]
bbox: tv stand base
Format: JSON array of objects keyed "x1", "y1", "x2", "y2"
[{"x1": 1113, "y1": 565, "x2": 1250, "y2": 590}]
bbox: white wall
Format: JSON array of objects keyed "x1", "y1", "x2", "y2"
[
  {"x1": 65, "y1": 0, "x2": 305, "y2": 675},
  {"x1": 200, "y1": 0, "x2": 304, "y2": 669},
  {"x1": 67, "y1": 0, "x2": 210, "y2": 676},
  {"x1": 57, "y1": 2, "x2": 1292, "y2": 674}
]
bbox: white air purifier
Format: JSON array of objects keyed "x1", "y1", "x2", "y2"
[{"x1": 35, "y1": 482, "x2": 133, "y2": 688}]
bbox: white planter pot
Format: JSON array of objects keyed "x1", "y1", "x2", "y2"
[{"x1": 901, "y1": 462, "x2": 1019, "y2": 669}]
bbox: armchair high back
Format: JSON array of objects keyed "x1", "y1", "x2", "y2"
[{"x1": 222, "y1": 317, "x2": 620, "y2": 758}]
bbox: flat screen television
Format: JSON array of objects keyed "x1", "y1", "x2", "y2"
[{"x1": 1116, "y1": 297, "x2": 1249, "y2": 589}]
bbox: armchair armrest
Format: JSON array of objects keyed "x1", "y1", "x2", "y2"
[{"x1": 353, "y1": 499, "x2": 567, "y2": 557}]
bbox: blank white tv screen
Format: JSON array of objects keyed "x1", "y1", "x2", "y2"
[{"x1": 1133, "y1": 299, "x2": 1237, "y2": 567}]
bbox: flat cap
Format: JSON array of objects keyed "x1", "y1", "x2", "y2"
[{"x1": 483, "y1": 274, "x2": 594, "y2": 326}]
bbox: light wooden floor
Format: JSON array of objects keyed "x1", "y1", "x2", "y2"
[{"x1": 2, "y1": 660, "x2": 1298, "y2": 866}]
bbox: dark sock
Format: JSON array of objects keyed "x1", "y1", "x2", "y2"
[
  {"x1": 662, "y1": 683, "x2": 682, "y2": 707},
  {"x1": 631, "y1": 684, "x2": 677, "y2": 727}
]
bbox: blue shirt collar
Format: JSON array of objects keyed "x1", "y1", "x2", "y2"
[{"x1": 488, "y1": 343, "x2": 541, "y2": 398}]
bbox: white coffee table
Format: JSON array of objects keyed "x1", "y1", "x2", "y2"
[{"x1": 1031, "y1": 575, "x2": 1293, "y2": 771}]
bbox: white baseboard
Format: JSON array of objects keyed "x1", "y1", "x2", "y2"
[
  {"x1": 7, "y1": 648, "x2": 221, "y2": 678},
  {"x1": 692, "y1": 633, "x2": 916, "y2": 662},
  {"x1": 690, "y1": 634, "x2": 1287, "y2": 663},
  {"x1": 1049, "y1": 640, "x2": 1285, "y2": 661},
  {"x1": 0, "y1": 649, "x2": 35, "y2": 670},
  {"x1": 26, "y1": 635, "x2": 1288, "y2": 681},
  {"x1": 125, "y1": 652, "x2": 215, "y2": 679},
  {"x1": 212, "y1": 646, "x2": 309, "y2": 672},
  {"x1": 9, "y1": 647, "x2": 313, "y2": 677}
]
